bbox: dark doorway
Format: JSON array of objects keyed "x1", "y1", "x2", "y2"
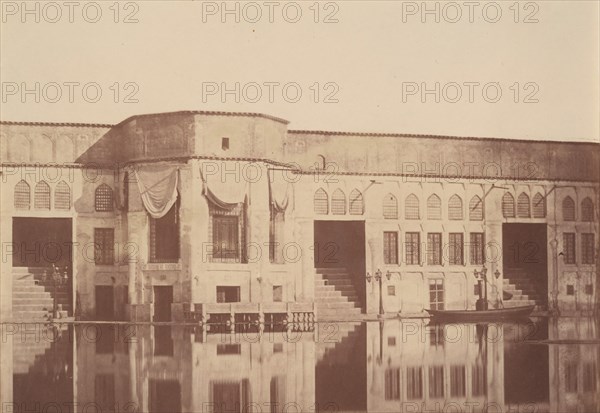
[
  {"x1": 153, "y1": 286, "x2": 173, "y2": 322},
  {"x1": 502, "y1": 223, "x2": 548, "y2": 307},
  {"x1": 12, "y1": 217, "x2": 72, "y2": 268},
  {"x1": 95, "y1": 286, "x2": 114, "y2": 321},
  {"x1": 314, "y1": 221, "x2": 366, "y2": 310},
  {"x1": 149, "y1": 380, "x2": 181, "y2": 413}
]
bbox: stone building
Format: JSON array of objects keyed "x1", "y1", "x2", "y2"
[{"x1": 0, "y1": 111, "x2": 598, "y2": 322}]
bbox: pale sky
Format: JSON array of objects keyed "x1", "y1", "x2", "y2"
[{"x1": 1, "y1": 0, "x2": 599, "y2": 142}]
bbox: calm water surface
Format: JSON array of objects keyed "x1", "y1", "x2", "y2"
[{"x1": 4, "y1": 318, "x2": 599, "y2": 412}]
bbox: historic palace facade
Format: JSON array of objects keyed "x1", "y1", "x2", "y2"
[{"x1": 0, "y1": 111, "x2": 598, "y2": 322}]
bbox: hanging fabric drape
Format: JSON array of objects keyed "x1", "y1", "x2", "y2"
[
  {"x1": 268, "y1": 168, "x2": 292, "y2": 213},
  {"x1": 200, "y1": 161, "x2": 248, "y2": 209},
  {"x1": 133, "y1": 165, "x2": 179, "y2": 219}
]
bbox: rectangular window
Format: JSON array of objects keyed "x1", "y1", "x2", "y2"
[
  {"x1": 470, "y1": 232, "x2": 485, "y2": 265},
  {"x1": 406, "y1": 367, "x2": 423, "y2": 400},
  {"x1": 428, "y1": 366, "x2": 444, "y2": 398},
  {"x1": 450, "y1": 366, "x2": 466, "y2": 397},
  {"x1": 94, "y1": 228, "x2": 114, "y2": 265},
  {"x1": 582, "y1": 233, "x2": 595, "y2": 265},
  {"x1": 427, "y1": 233, "x2": 442, "y2": 265},
  {"x1": 222, "y1": 137, "x2": 230, "y2": 150},
  {"x1": 150, "y1": 202, "x2": 180, "y2": 263},
  {"x1": 273, "y1": 286, "x2": 283, "y2": 302},
  {"x1": 565, "y1": 362, "x2": 578, "y2": 393},
  {"x1": 213, "y1": 216, "x2": 239, "y2": 260},
  {"x1": 566, "y1": 285, "x2": 575, "y2": 296},
  {"x1": 564, "y1": 233, "x2": 576, "y2": 264},
  {"x1": 269, "y1": 210, "x2": 285, "y2": 264},
  {"x1": 405, "y1": 232, "x2": 420, "y2": 265},
  {"x1": 387, "y1": 285, "x2": 396, "y2": 296},
  {"x1": 384, "y1": 369, "x2": 401, "y2": 400},
  {"x1": 449, "y1": 233, "x2": 464, "y2": 265},
  {"x1": 472, "y1": 365, "x2": 487, "y2": 397},
  {"x1": 217, "y1": 286, "x2": 240, "y2": 303},
  {"x1": 217, "y1": 344, "x2": 241, "y2": 355},
  {"x1": 384, "y1": 232, "x2": 399, "y2": 264},
  {"x1": 429, "y1": 279, "x2": 444, "y2": 310},
  {"x1": 429, "y1": 325, "x2": 444, "y2": 347}
]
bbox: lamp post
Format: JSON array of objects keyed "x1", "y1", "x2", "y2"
[
  {"x1": 43, "y1": 264, "x2": 69, "y2": 319},
  {"x1": 367, "y1": 269, "x2": 384, "y2": 316},
  {"x1": 473, "y1": 266, "x2": 488, "y2": 310}
]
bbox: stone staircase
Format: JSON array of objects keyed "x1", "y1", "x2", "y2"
[
  {"x1": 502, "y1": 268, "x2": 545, "y2": 310},
  {"x1": 12, "y1": 267, "x2": 71, "y2": 320},
  {"x1": 315, "y1": 267, "x2": 362, "y2": 320},
  {"x1": 316, "y1": 322, "x2": 362, "y2": 364},
  {"x1": 13, "y1": 324, "x2": 55, "y2": 374}
]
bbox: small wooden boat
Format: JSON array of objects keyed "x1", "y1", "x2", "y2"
[{"x1": 425, "y1": 305, "x2": 535, "y2": 322}]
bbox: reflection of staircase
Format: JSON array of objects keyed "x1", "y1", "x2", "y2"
[
  {"x1": 13, "y1": 325, "x2": 54, "y2": 374},
  {"x1": 316, "y1": 322, "x2": 361, "y2": 364},
  {"x1": 12, "y1": 268, "x2": 71, "y2": 320},
  {"x1": 315, "y1": 268, "x2": 362, "y2": 320},
  {"x1": 503, "y1": 268, "x2": 545, "y2": 309}
]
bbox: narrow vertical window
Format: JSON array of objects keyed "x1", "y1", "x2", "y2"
[
  {"x1": 427, "y1": 233, "x2": 442, "y2": 265},
  {"x1": 349, "y1": 189, "x2": 364, "y2": 215},
  {"x1": 429, "y1": 279, "x2": 444, "y2": 310},
  {"x1": 563, "y1": 233, "x2": 576, "y2": 264},
  {"x1": 563, "y1": 196, "x2": 575, "y2": 221},
  {"x1": 470, "y1": 233, "x2": 485, "y2": 265},
  {"x1": 95, "y1": 184, "x2": 114, "y2": 212},
  {"x1": 94, "y1": 228, "x2": 115, "y2": 265},
  {"x1": 405, "y1": 194, "x2": 420, "y2": 220},
  {"x1": 150, "y1": 200, "x2": 180, "y2": 263},
  {"x1": 34, "y1": 181, "x2": 51, "y2": 210},
  {"x1": 448, "y1": 195, "x2": 463, "y2": 220},
  {"x1": 405, "y1": 232, "x2": 420, "y2": 265},
  {"x1": 502, "y1": 193, "x2": 515, "y2": 218},
  {"x1": 55, "y1": 180, "x2": 71, "y2": 210},
  {"x1": 221, "y1": 137, "x2": 229, "y2": 150},
  {"x1": 582, "y1": 233, "x2": 595, "y2": 265},
  {"x1": 449, "y1": 233, "x2": 464, "y2": 265},
  {"x1": 406, "y1": 367, "x2": 423, "y2": 400},
  {"x1": 427, "y1": 194, "x2": 441, "y2": 220},
  {"x1": 517, "y1": 193, "x2": 530, "y2": 218},
  {"x1": 14, "y1": 180, "x2": 30, "y2": 209},
  {"x1": 383, "y1": 232, "x2": 398, "y2": 264},
  {"x1": 383, "y1": 193, "x2": 398, "y2": 219},
  {"x1": 331, "y1": 189, "x2": 346, "y2": 215},
  {"x1": 581, "y1": 198, "x2": 594, "y2": 222},
  {"x1": 469, "y1": 195, "x2": 483, "y2": 221},
  {"x1": 532, "y1": 193, "x2": 546, "y2": 218},
  {"x1": 428, "y1": 366, "x2": 444, "y2": 398},
  {"x1": 314, "y1": 188, "x2": 328, "y2": 214}
]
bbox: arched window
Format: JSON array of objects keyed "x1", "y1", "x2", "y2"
[
  {"x1": 532, "y1": 193, "x2": 546, "y2": 218},
  {"x1": 502, "y1": 193, "x2": 515, "y2": 218},
  {"x1": 405, "y1": 194, "x2": 420, "y2": 220},
  {"x1": 54, "y1": 181, "x2": 71, "y2": 210},
  {"x1": 95, "y1": 184, "x2": 114, "y2": 212},
  {"x1": 314, "y1": 188, "x2": 328, "y2": 215},
  {"x1": 448, "y1": 195, "x2": 463, "y2": 220},
  {"x1": 469, "y1": 195, "x2": 483, "y2": 221},
  {"x1": 563, "y1": 196, "x2": 575, "y2": 221},
  {"x1": 517, "y1": 193, "x2": 530, "y2": 218},
  {"x1": 34, "y1": 181, "x2": 51, "y2": 210},
  {"x1": 427, "y1": 194, "x2": 441, "y2": 220},
  {"x1": 331, "y1": 189, "x2": 346, "y2": 215},
  {"x1": 349, "y1": 189, "x2": 364, "y2": 215},
  {"x1": 581, "y1": 197, "x2": 594, "y2": 222},
  {"x1": 14, "y1": 180, "x2": 31, "y2": 209},
  {"x1": 383, "y1": 193, "x2": 398, "y2": 219}
]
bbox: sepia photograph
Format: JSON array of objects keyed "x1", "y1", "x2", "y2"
[{"x1": 0, "y1": 1, "x2": 599, "y2": 412}]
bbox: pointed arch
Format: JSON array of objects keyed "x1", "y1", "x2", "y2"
[
  {"x1": 563, "y1": 196, "x2": 575, "y2": 221},
  {"x1": 34, "y1": 181, "x2": 51, "y2": 210},
  {"x1": 502, "y1": 193, "x2": 515, "y2": 218},
  {"x1": 331, "y1": 189, "x2": 346, "y2": 215},
  {"x1": 469, "y1": 195, "x2": 483, "y2": 221},
  {"x1": 581, "y1": 197, "x2": 594, "y2": 222},
  {"x1": 383, "y1": 193, "x2": 398, "y2": 219},
  {"x1": 532, "y1": 193, "x2": 546, "y2": 218},
  {"x1": 517, "y1": 193, "x2": 531, "y2": 218},
  {"x1": 54, "y1": 181, "x2": 71, "y2": 210},
  {"x1": 314, "y1": 188, "x2": 328, "y2": 215},
  {"x1": 95, "y1": 184, "x2": 114, "y2": 212},
  {"x1": 427, "y1": 194, "x2": 441, "y2": 220},
  {"x1": 448, "y1": 195, "x2": 463, "y2": 220},
  {"x1": 349, "y1": 189, "x2": 364, "y2": 215},
  {"x1": 14, "y1": 180, "x2": 30, "y2": 209},
  {"x1": 405, "y1": 194, "x2": 420, "y2": 220}
]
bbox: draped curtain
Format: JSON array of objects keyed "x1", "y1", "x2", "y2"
[
  {"x1": 133, "y1": 165, "x2": 179, "y2": 219},
  {"x1": 268, "y1": 168, "x2": 292, "y2": 213},
  {"x1": 200, "y1": 161, "x2": 248, "y2": 209}
]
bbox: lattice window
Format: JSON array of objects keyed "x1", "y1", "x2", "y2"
[
  {"x1": 150, "y1": 200, "x2": 180, "y2": 263},
  {"x1": 383, "y1": 193, "x2": 398, "y2": 219},
  {"x1": 470, "y1": 233, "x2": 485, "y2": 265},
  {"x1": 429, "y1": 279, "x2": 444, "y2": 310},
  {"x1": 582, "y1": 233, "x2": 595, "y2": 265},
  {"x1": 563, "y1": 233, "x2": 576, "y2": 264},
  {"x1": 517, "y1": 193, "x2": 530, "y2": 218},
  {"x1": 209, "y1": 202, "x2": 246, "y2": 263},
  {"x1": 34, "y1": 181, "x2": 51, "y2": 210},
  {"x1": 450, "y1": 366, "x2": 466, "y2": 397},
  {"x1": 427, "y1": 195, "x2": 441, "y2": 220},
  {"x1": 449, "y1": 233, "x2": 463, "y2": 265},
  {"x1": 429, "y1": 366, "x2": 444, "y2": 398},
  {"x1": 383, "y1": 232, "x2": 398, "y2": 264},
  {"x1": 95, "y1": 184, "x2": 114, "y2": 212},
  {"x1": 502, "y1": 193, "x2": 515, "y2": 218},
  {"x1": 94, "y1": 228, "x2": 115, "y2": 265},
  {"x1": 314, "y1": 188, "x2": 328, "y2": 215},
  {"x1": 385, "y1": 369, "x2": 401, "y2": 400},
  {"x1": 54, "y1": 181, "x2": 71, "y2": 210},
  {"x1": 532, "y1": 193, "x2": 546, "y2": 218},
  {"x1": 472, "y1": 365, "x2": 487, "y2": 397},
  {"x1": 405, "y1": 232, "x2": 420, "y2": 265},
  {"x1": 469, "y1": 196, "x2": 483, "y2": 221},
  {"x1": 349, "y1": 189, "x2": 364, "y2": 215},
  {"x1": 427, "y1": 233, "x2": 442, "y2": 265},
  {"x1": 405, "y1": 194, "x2": 420, "y2": 220},
  {"x1": 331, "y1": 189, "x2": 346, "y2": 215},
  {"x1": 406, "y1": 367, "x2": 423, "y2": 400},
  {"x1": 14, "y1": 180, "x2": 30, "y2": 209},
  {"x1": 563, "y1": 196, "x2": 576, "y2": 221},
  {"x1": 448, "y1": 195, "x2": 463, "y2": 220},
  {"x1": 581, "y1": 197, "x2": 594, "y2": 222}
]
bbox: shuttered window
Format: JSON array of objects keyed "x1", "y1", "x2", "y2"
[
  {"x1": 563, "y1": 197, "x2": 575, "y2": 221},
  {"x1": 314, "y1": 188, "x2": 328, "y2": 214},
  {"x1": 331, "y1": 189, "x2": 346, "y2": 215},
  {"x1": 532, "y1": 193, "x2": 546, "y2": 218},
  {"x1": 517, "y1": 193, "x2": 530, "y2": 218},
  {"x1": 502, "y1": 193, "x2": 515, "y2": 218},
  {"x1": 34, "y1": 181, "x2": 51, "y2": 210},
  {"x1": 448, "y1": 195, "x2": 463, "y2": 220},
  {"x1": 405, "y1": 194, "x2": 420, "y2": 220},
  {"x1": 427, "y1": 195, "x2": 441, "y2": 220},
  {"x1": 14, "y1": 180, "x2": 30, "y2": 209}
]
